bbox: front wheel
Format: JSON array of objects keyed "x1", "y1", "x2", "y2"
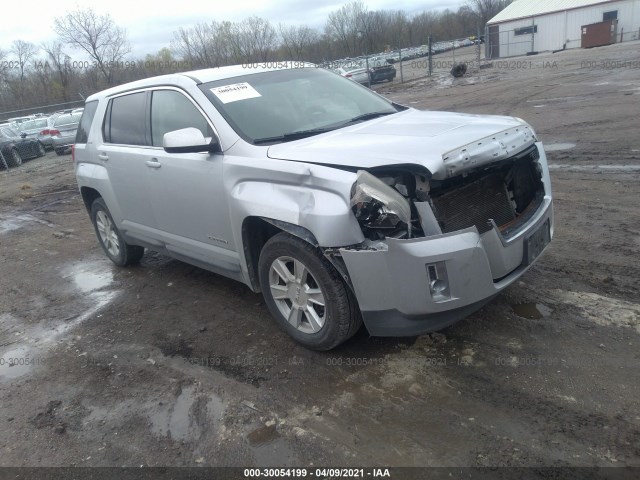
[
  {"x1": 258, "y1": 232, "x2": 361, "y2": 350},
  {"x1": 8, "y1": 148, "x2": 22, "y2": 167},
  {"x1": 90, "y1": 197, "x2": 144, "y2": 267}
]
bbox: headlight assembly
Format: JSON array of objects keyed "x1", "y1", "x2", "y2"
[{"x1": 350, "y1": 170, "x2": 412, "y2": 235}]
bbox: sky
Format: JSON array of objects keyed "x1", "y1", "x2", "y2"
[{"x1": 1, "y1": 0, "x2": 465, "y2": 59}]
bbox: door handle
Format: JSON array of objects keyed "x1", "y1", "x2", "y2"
[
  {"x1": 146, "y1": 159, "x2": 161, "y2": 169},
  {"x1": 98, "y1": 153, "x2": 109, "y2": 161}
]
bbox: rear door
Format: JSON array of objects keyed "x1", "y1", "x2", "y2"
[{"x1": 99, "y1": 91, "x2": 160, "y2": 243}]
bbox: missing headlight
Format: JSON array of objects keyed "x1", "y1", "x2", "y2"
[{"x1": 350, "y1": 170, "x2": 412, "y2": 239}]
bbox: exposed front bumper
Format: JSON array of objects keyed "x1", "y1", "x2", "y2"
[{"x1": 340, "y1": 151, "x2": 554, "y2": 336}]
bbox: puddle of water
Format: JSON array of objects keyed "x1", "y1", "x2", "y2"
[
  {"x1": 149, "y1": 385, "x2": 224, "y2": 442},
  {"x1": 65, "y1": 263, "x2": 114, "y2": 293},
  {"x1": 246, "y1": 425, "x2": 297, "y2": 466},
  {"x1": 511, "y1": 303, "x2": 552, "y2": 319},
  {"x1": 0, "y1": 346, "x2": 33, "y2": 380},
  {"x1": 49, "y1": 291, "x2": 119, "y2": 338},
  {"x1": 0, "y1": 214, "x2": 54, "y2": 234},
  {"x1": 251, "y1": 436, "x2": 297, "y2": 466},
  {"x1": 544, "y1": 143, "x2": 576, "y2": 152},
  {"x1": 247, "y1": 425, "x2": 279, "y2": 447}
]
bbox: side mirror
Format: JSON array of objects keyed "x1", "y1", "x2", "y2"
[
  {"x1": 163, "y1": 127, "x2": 220, "y2": 154},
  {"x1": 20, "y1": 133, "x2": 27, "y2": 139}
]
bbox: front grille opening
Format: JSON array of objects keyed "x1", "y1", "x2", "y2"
[{"x1": 430, "y1": 146, "x2": 544, "y2": 235}]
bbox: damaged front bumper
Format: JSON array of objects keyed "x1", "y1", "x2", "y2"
[{"x1": 340, "y1": 152, "x2": 554, "y2": 337}]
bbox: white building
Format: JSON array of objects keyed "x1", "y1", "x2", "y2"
[{"x1": 486, "y1": 0, "x2": 640, "y2": 58}]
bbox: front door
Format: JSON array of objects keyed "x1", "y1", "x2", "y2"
[{"x1": 145, "y1": 88, "x2": 241, "y2": 278}]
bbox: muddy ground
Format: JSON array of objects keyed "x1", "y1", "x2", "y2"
[{"x1": 0, "y1": 41, "x2": 639, "y2": 471}]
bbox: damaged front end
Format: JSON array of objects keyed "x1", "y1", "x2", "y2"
[
  {"x1": 337, "y1": 141, "x2": 553, "y2": 336},
  {"x1": 350, "y1": 144, "x2": 544, "y2": 243}
]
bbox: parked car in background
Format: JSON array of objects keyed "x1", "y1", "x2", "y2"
[
  {"x1": 74, "y1": 64, "x2": 553, "y2": 350},
  {"x1": 369, "y1": 59, "x2": 396, "y2": 83},
  {"x1": 19, "y1": 117, "x2": 57, "y2": 150},
  {"x1": 7, "y1": 116, "x2": 33, "y2": 126},
  {"x1": 335, "y1": 65, "x2": 370, "y2": 85},
  {"x1": 51, "y1": 112, "x2": 82, "y2": 155},
  {"x1": 0, "y1": 125, "x2": 46, "y2": 167}
]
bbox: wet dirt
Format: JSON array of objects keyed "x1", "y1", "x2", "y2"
[{"x1": 0, "y1": 41, "x2": 639, "y2": 468}]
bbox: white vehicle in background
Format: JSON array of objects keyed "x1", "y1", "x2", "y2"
[{"x1": 335, "y1": 65, "x2": 370, "y2": 85}]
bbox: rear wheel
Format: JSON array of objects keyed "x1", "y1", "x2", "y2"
[
  {"x1": 54, "y1": 148, "x2": 65, "y2": 156},
  {"x1": 90, "y1": 197, "x2": 144, "y2": 267},
  {"x1": 258, "y1": 232, "x2": 362, "y2": 350},
  {"x1": 7, "y1": 148, "x2": 22, "y2": 167}
]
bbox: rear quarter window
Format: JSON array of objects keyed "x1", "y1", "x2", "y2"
[{"x1": 75, "y1": 100, "x2": 99, "y2": 144}]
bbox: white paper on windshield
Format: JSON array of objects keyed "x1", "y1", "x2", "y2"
[{"x1": 210, "y1": 82, "x2": 261, "y2": 104}]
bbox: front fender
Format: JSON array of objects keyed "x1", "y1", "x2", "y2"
[{"x1": 226, "y1": 157, "x2": 364, "y2": 248}]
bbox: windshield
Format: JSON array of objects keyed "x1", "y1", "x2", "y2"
[{"x1": 199, "y1": 68, "x2": 400, "y2": 144}]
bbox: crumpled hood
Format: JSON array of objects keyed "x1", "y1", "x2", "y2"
[{"x1": 267, "y1": 109, "x2": 536, "y2": 179}]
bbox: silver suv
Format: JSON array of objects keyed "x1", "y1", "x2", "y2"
[{"x1": 74, "y1": 64, "x2": 553, "y2": 350}]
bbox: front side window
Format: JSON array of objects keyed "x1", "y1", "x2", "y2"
[
  {"x1": 106, "y1": 92, "x2": 147, "y2": 145},
  {"x1": 150, "y1": 90, "x2": 213, "y2": 147}
]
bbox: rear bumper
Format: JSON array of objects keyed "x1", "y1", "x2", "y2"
[
  {"x1": 340, "y1": 190, "x2": 553, "y2": 337},
  {"x1": 52, "y1": 137, "x2": 74, "y2": 150}
]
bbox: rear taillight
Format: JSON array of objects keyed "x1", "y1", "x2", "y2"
[
  {"x1": 71, "y1": 144, "x2": 75, "y2": 163},
  {"x1": 49, "y1": 129, "x2": 60, "y2": 136},
  {"x1": 40, "y1": 129, "x2": 50, "y2": 135}
]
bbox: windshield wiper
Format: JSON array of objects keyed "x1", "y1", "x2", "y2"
[
  {"x1": 253, "y1": 127, "x2": 337, "y2": 145},
  {"x1": 253, "y1": 111, "x2": 397, "y2": 145},
  {"x1": 340, "y1": 111, "x2": 396, "y2": 126}
]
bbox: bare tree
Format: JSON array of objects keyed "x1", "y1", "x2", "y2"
[
  {"x1": 279, "y1": 24, "x2": 318, "y2": 60},
  {"x1": 325, "y1": 0, "x2": 369, "y2": 56},
  {"x1": 42, "y1": 42, "x2": 73, "y2": 100},
  {"x1": 466, "y1": 0, "x2": 513, "y2": 27},
  {"x1": 8, "y1": 40, "x2": 37, "y2": 102},
  {"x1": 11, "y1": 40, "x2": 38, "y2": 83},
  {"x1": 53, "y1": 8, "x2": 130, "y2": 86},
  {"x1": 234, "y1": 17, "x2": 277, "y2": 62}
]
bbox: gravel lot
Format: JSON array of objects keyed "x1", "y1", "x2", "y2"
[{"x1": 0, "y1": 41, "x2": 639, "y2": 471}]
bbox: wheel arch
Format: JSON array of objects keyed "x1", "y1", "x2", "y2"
[
  {"x1": 241, "y1": 216, "x2": 319, "y2": 292},
  {"x1": 80, "y1": 186, "x2": 102, "y2": 213}
]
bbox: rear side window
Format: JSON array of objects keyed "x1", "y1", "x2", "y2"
[
  {"x1": 105, "y1": 92, "x2": 147, "y2": 145},
  {"x1": 76, "y1": 101, "x2": 99, "y2": 144},
  {"x1": 150, "y1": 90, "x2": 213, "y2": 147}
]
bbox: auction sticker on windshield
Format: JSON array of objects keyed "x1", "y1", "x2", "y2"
[{"x1": 210, "y1": 82, "x2": 261, "y2": 103}]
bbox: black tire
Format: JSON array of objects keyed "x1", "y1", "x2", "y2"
[
  {"x1": 258, "y1": 232, "x2": 362, "y2": 350},
  {"x1": 7, "y1": 148, "x2": 22, "y2": 167},
  {"x1": 90, "y1": 197, "x2": 144, "y2": 267},
  {"x1": 451, "y1": 63, "x2": 468, "y2": 78},
  {"x1": 54, "y1": 148, "x2": 65, "y2": 156},
  {"x1": 36, "y1": 142, "x2": 46, "y2": 157}
]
